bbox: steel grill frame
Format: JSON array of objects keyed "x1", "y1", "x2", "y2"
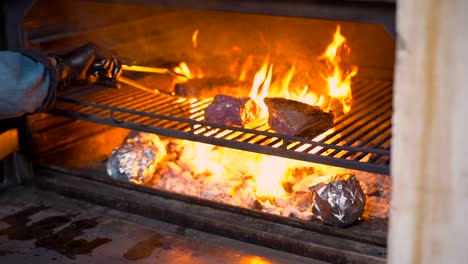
[{"x1": 48, "y1": 78, "x2": 392, "y2": 175}]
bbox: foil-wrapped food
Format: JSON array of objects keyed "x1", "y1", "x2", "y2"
[
  {"x1": 309, "y1": 173, "x2": 365, "y2": 226},
  {"x1": 106, "y1": 132, "x2": 166, "y2": 184}
]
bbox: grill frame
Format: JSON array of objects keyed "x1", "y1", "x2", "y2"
[
  {"x1": 0, "y1": 1, "x2": 394, "y2": 261},
  {"x1": 49, "y1": 78, "x2": 392, "y2": 175},
  {"x1": 34, "y1": 164, "x2": 387, "y2": 263}
]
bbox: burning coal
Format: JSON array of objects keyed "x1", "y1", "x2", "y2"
[{"x1": 107, "y1": 132, "x2": 390, "y2": 225}]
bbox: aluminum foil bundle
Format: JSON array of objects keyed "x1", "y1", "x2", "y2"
[
  {"x1": 107, "y1": 133, "x2": 166, "y2": 184},
  {"x1": 309, "y1": 173, "x2": 365, "y2": 226}
]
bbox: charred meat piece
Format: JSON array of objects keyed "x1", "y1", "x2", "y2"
[
  {"x1": 205, "y1": 95, "x2": 261, "y2": 126},
  {"x1": 264, "y1": 97, "x2": 334, "y2": 138}
]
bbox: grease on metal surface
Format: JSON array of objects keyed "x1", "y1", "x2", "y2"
[
  {"x1": 0, "y1": 206, "x2": 111, "y2": 259},
  {"x1": 35, "y1": 218, "x2": 112, "y2": 259}
]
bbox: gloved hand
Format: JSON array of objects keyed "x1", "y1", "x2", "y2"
[{"x1": 52, "y1": 42, "x2": 122, "y2": 88}]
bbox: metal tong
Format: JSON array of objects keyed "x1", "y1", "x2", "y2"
[{"x1": 117, "y1": 65, "x2": 189, "y2": 94}]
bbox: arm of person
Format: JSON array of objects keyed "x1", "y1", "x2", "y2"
[
  {"x1": 0, "y1": 50, "x2": 57, "y2": 119},
  {"x1": 0, "y1": 43, "x2": 122, "y2": 120}
]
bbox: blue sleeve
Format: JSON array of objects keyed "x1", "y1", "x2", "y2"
[{"x1": 0, "y1": 50, "x2": 57, "y2": 119}]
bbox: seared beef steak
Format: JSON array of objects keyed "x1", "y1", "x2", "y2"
[
  {"x1": 205, "y1": 95, "x2": 261, "y2": 126},
  {"x1": 264, "y1": 97, "x2": 334, "y2": 138}
]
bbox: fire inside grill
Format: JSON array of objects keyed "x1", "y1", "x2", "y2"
[
  {"x1": 50, "y1": 22, "x2": 392, "y2": 175},
  {"x1": 18, "y1": 2, "x2": 395, "y2": 261},
  {"x1": 99, "y1": 27, "x2": 390, "y2": 226},
  {"x1": 173, "y1": 26, "x2": 357, "y2": 116},
  {"x1": 107, "y1": 132, "x2": 390, "y2": 224}
]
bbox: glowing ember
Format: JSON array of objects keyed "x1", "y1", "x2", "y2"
[
  {"x1": 107, "y1": 130, "x2": 390, "y2": 220},
  {"x1": 318, "y1": 26, "x2": 358, "y2": 114},
  {"x1": 119, "y1": 135, "x2": 391, "y2": 220},
  {"x1": 155, "y1": 139, "x2": 321, "y2": 217}
]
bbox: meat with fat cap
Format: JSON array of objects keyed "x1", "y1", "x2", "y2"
[{"x1": 264, "y1": 97, "x2": 334, "y2": 138}]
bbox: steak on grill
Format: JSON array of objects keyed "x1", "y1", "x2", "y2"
[
  {"x1": 264, "y1": 97, "x2": 334, "y2": 138},
  {"x1": 205, "y1": 95, "x2": 261, "y2": 126}
]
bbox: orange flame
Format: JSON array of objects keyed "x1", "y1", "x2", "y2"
[
  {"x1": 239, "y1": 55, "x2": 254, "y2": 81},
  {"x1": 245, "y1": 25, "x2": 357, "y2": 114},
  {"x1": 253, "y1": 155, "x2": 287, "y2": 198},
  {"x1": 140, "y1": 26, "x2": 373, "y2": 218},
  {"x1": 239, "y1": 256, "x2": 273, "y2": 264},
  {"x1": 174, "y1": 62, "x2": 204, "y2": 80},
  {"x1": 249, "y1": 56, "x2": 272, "y2": 116},
  {"x1": 192, "y1": 29, "x2": 199, "y2": 48},
  {"x1": 319, "y1": 26, "x2": 358, "y2": 114},
  {"x1": 281, "y1": 64, "x2": 295, "y2": 94},
  {"x1": 174, "y1": 62, "x2": 192, "y2": 79},
  {"x1": 234, "y1": 27, "x2": 358, "y2": 197},
  {"x1": 247, "y1": 56, "x2": 326, "y2": 116},
  {"x1": 173, "y1": 28, "x2": 356, "y2": 200},
  {"x1": 151, "y1": 136, "x2": 354, "y2": 206}
]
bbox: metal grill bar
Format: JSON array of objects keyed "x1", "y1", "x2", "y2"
[
  {"x1": 312, "y1": 86, "x2": 392, "y2": 148},
  {"x1": 49, "y1": 79, "x2": 392, "y2": 175},
  {"x1": 325, "y1": 108, "x2": 392, "y2": 152},
  {"x1": 318, "y1": 83, "x2": 392, "y2": 144}
]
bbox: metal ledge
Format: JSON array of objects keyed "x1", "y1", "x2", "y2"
[{"x1": 35, "y1": 164, "x2": 387, "y2": 263}]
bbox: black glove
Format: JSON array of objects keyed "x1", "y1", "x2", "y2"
[{"x1": 52, "y1": 42, "x2": 122, "y2": 88}]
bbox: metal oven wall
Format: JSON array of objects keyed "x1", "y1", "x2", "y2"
[{"x1": 88, "y1": 0, "x2": 396, "y2": 36}]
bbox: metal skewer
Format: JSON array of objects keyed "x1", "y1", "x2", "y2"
[
  {"x1": 118, "y1": 64, "x2": 189, "y2": 94},
  {"x1": 122, "y1": 65, "x2": 189, "y2": 79},
  {"x1": 122, "y1": 65, "x2": 169, "y2": 74},
  {"x1": 117, "y1": 76, "x2": 160, "y2": 94}
]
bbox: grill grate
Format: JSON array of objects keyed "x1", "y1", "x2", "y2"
[{"x1": 49, "y1": 78, "x2": 392, "y2": 175}]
